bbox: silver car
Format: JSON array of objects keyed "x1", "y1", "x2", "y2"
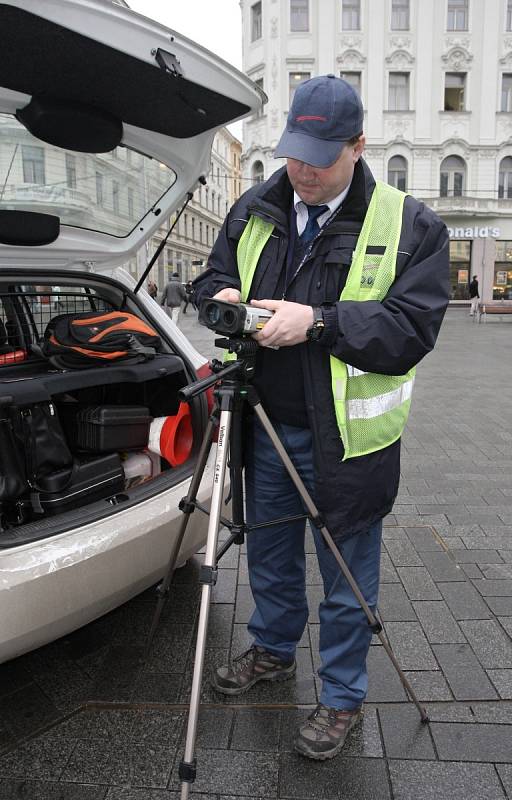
[{"x1": 0, "y1": 0, "x2": 262, "y2": 662}]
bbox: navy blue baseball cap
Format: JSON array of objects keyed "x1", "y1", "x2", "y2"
[{"x1": 274, "y1": 74, "x2": 364, "y2": 168}]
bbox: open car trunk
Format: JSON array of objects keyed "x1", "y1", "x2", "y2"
[{"x1": 0, "y1": 271, "x2": 205, "y2": 548}]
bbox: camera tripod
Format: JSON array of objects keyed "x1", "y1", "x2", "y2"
[{"x1": 145, "y1": 338, "x2": 429, "y2": 800}]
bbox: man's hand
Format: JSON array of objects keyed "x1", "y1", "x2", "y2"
[
  {"x1": 213, "y1": 288, "x2": 241, "y2": 304},
  {"x1": 250, "y1": 299, "x2": 314, "y2": 347}
]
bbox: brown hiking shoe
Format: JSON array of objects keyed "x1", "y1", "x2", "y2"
[
  {"x1": 211, "y1": 645, "x2": 296, "y2": 696},
  {"x1": 294, "y1": 703, "x2": 363, "y2": 760}
]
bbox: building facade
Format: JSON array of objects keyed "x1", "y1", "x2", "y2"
[{"x1": 241, "y1": 0, "x2": 512, "y2": 303}]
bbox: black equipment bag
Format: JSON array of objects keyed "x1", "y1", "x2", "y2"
[
  {"x1": 0, "y1": 412, "x2": 26, "y2": 503},
  {"x1": 60, "y1": 405, "x2": 152, "y2": 453},
  {"x1": 35, "y1": 453, "x2": 125, "y2": 516},
  {"x1": 41, "y1": 310, "x2": 161, "y2": 369}
]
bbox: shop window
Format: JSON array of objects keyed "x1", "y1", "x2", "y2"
[
  {"x1": 391, "y1": 0, "x2": 409, "y2": 30},
  {"x1": 440, "y1": 155, "x2": 466, "y2": 196},
  {"x1": 444, "y1": 72, "x2": 466, "y2": 111},
  {"x1": 251, "y1": 2, "x2": 262, "y2": 42},
  {"x1": 342, "y1": 0, "x2": 360, "y2": 30},
  {"x1": 252, "y1": 161, "x2": 265, "y2": 184},
  {"x1": 291, "y1": 0, "x2": 309, "y2": 31},
  {"x1": 289, "y1": 71, "x2": 311, "y2": 106},
  {"x1": 389, "y1": 72, "x2": 410, "y2": 111},
  {"x1": 388, "y1": 155, "x2": 407, "y2": 191},
  {"x1": 447, "y1": 0, "x2": 468, "y2": 31},
  {"x1": 493, "y1": 241, "x2": 512, "y2": 299},
  {"x1": 501, "y1": 74, "x2": 512, "y2": 112},
  {"x1": 499, "y1": 157, "x2": 512, "y2": 199},
  {"x1": 449, "y1": 240, "x2": 471, "y2": 300},
  {"x1": 340, "y1": 71, "x2": 362, "y2": 102}
]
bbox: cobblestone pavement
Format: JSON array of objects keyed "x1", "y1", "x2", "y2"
[{"x1": 1, "y1": 307, "x2": 512, "y2": 799}]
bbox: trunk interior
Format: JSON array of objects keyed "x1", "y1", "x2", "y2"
[{"x1": 0, "y1": 273, "x2": 204, "y2": 547}]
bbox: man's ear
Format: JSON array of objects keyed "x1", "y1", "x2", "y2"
[{"x1": 353, "y1": 135, "x2": 366, "y2": 163}]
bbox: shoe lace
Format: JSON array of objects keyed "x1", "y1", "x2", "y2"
[{"x1": 232, "y1": 646, "x2": 259, "y2": 675}]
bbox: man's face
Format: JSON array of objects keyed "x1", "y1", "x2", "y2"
[{"x1": 286, "y1": 136, "x2": 365, "y2": 205}]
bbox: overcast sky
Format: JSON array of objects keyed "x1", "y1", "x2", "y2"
[{"x1": 128, "y1": 0, "x2": 243, "y2": 69}]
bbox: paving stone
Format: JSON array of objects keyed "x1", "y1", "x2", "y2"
[
  {"x1": 384, "y1": 622, "x2": 438, "y2": 670},
  {"x1": 405, "y1": 527, "x2": 443, "y2": 551},
  {"x1": 412, "y1": 602, "x2": 466, "y2": 644},
  {"x1": 379, "y1": 705, "x2": 435, "y2": 759},
  {"x1": 90, "y1": 646, "x2": 144, "y2": 703},
  {"x1": 0, "y1": 737, "x2": 76, "y2": 781},
  {"x1": 398, "y1": 567, "x2": 442, "y2": 601},
  {"x1": 423, "y1": 703, "x2": 474, "y2": 723},
  {"x1": 128, "y1": 711, "x2": 185, "y2": 749},
  {"x1": 206, "y1": 605, "x2": 235, "y2": 648},
  {"x1": 459, "y1": 563, "x2": 483, "y2": 579},
  {"x1": 106, "y1": 790, "x2": 207, "y2": 799},
  {"x1": 437, "y1": 582, "x2": 492, "y2": 620},
  {"x1": 169, "y1": 747, "x2": 279, "y2": 796},
  {"x1": 143, "y1": 624, "x2": 194, "y2": 674},
  {"x1": 378, "y1": 583, "x2": 417, "y2": 622},
  {"x1": 499, "y1": 616, "x2": 512, "y2": 637},
  {"x1": 473, "y1": 579, "x2": 512, "y2": 597},
  {"x1": 61, "y1": 740, "x2": 174, "y2": 788},
  {"x1": 487, "y1": 669, "x2": 512, "y2": 699},
  {"x1": 497, "y1": 764, "x2": 512, "y2": 799},
  {"x1": 380, "y1": 551, "x2": 400, "y2": 583},
  {"x1": 431, "y1": 721, "x2": 512, "y2": 762},
  {"x1": 402, "y1": 670, "x2": 453, "y2": 701},
  {"x1": 366, "y1": 646, "x2": 407, "y2": 702},
  {"x1": 389, "y1": 758, "x2": 506, "y2": 800},
  {"x1": 484, "y1": 597, "x2": 512, "y2": 615},
  {"x1": 0, "y1": 781, "x2": 106, "y2": 799},
  {"x1": 384, "y1": 537, "x2": 423, "y2": 567},
  {"x1": 0, "y1": 662, "x2": 33, "y2": 698},
  {"x1": 45, "y1": 709, "x2": 136, "y2": 741},
  {"x1": 433, "y1": 644, "x2": 498, "y2": 701},
  {"x1": 471, "y1": 702, "x2": 512, "y2": 724},
  {"x1": 180, "y1": 708, "x2": 233, "y2": 750},
  {"x1": 211, "y1": 569, "x2": 238, "y2": 603},
  {"x1": 279, "y1": 753, "x2": 391, "y2": 799},
  {"x1": 230, "y1": 708, "x2": 280, "y2": 751},
  {"x1": 419, "y1": 551, "x2": 466, "y2": 582},
  {"x1": 459, "y1": 620, "x2": 512, "y2": 668},
  {"x1": 450, "y1": 549, "x2": 504, "y2": 564},
  {"x1": 481, "y1": 563, "x2": 512, "y2": 579},
  {"x1": 0, "y1": 684, "x2": 62, "y2": 742},
  {"x1": 131, "y1": 674, "x2": 182, "y2": 704}
]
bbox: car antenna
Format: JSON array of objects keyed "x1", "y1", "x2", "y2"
[{"x1": 133, "y1": 182, "x2": 204, "y2": 294}]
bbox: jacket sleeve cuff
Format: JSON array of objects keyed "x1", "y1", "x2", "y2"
[{"x1": 318, "y1": 305, "x2": 339, "y2": 347}]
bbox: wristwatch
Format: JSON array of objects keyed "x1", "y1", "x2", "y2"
[{"x1": 306, "y1": 306, "x2": 325, "y2": 342}]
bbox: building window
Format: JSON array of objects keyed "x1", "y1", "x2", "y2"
[
  {"x1": 254, "y1": 77, "x2": 264, "y2": 117},
  {"x1": 95, "y1": 172, "x2": 104, "y2": 205},
  {"x1": 183, "y1": 214, "x2": 188, "y2": 238},
  {"x1": 449, "y1": 240, "x2": 471, "y2": 300},
  {"x1": 252, "y1": 161, "x2": 265, "y2": 184},
  {"x1": 291, "y1": 0, "x2": 309, "y2": 31},
  {"x1": 499, "y1": 157, "x2": 512, "y2": 198},
  {"x1": 199, "y1": 221, "x2": 203, "y2": 243},
  {"x1": 388, "y1": 155, "x2": 408, "y2": 191},
  {"x1": 65, "y1": 154, "x2": 76, "y2": 189},
  {"x1": 440, "y1": 155, "x2": 466, "y2": 196},
  {"x1": 22, "y1": 145, "x2": 45, "y2": 184},
  {"x1": 508, "y1": 0, "x2": 512, "y2": 30},
  {"x1": 502, "y1": 74, "x2": 512, "y2": 112},
  {"x1": 112, "y1": 180, "x2": 120, "y2": 214},
  {"x1": 391, "y1": 0, "x2": 409, "y2": 30},
  {"x1": 388, "y1": 72, "x2": 410, "y2": 111},
  {"x1": 342, "y1": 0, "x2": 360, "y2": 30},
  {"x1": 447, "y1": 0, "x2": 468, "y2": 30},
  {"x1": 128, "y1": 187, "x2": 134, "y2": 219},
  {"x1": 251, "y1": 2, "x2": 262, "y2": 41},
  {"x1": 444, "y1": 72, "x2": 466, "y2": 111},
  {"x1": 340, "y1": 71, "x2": 362, "y2": 100},
  {"x1": 191, "y1": 217, "x2": 196, "y2": 239},
  {"x1": 289, "y1": 71, "x2": 311, "y2": 106},
  {"x1": 494, "y1": 241, "x2": 512, "y2": 299}
]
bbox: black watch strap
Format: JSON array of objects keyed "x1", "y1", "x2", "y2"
[{"x1": 306, "y1": 307, "x2": 325, "y2": 342}]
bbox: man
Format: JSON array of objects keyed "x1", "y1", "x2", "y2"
[
  {"x1": 194, "y1": 75, "x2": 449, "y2": 760},
  {"x1": 160, "y1": 272, "x2": 187, "y2": 324},
  {"x1": 147, "y1": 279, "x2": 158, "y2": 300},
  {"x1": 182, "y1": 280, "x2": 196, "y2": 314},
  {"x1": 469, "y1": 275, "x2": 480, "y2": 316}
]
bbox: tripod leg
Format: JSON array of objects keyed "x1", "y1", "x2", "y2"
[
  {"x1": 144, "y1": 409, "x2": 218, "y2": 658},
  {"x1": 252, "y1": 401, "x2": 429, "y2": 724},
  {"x1": 180, "y1": 408, "x2": 233, "y2": 799}
]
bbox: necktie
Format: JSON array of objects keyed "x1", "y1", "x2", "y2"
[{"x1": 300, "y1": 204, "x2": 329, "y2": 244}]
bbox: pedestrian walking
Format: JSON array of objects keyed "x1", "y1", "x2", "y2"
[
  {"x1": 469, "y1": 275, "x2": 480, "y2": 316},
  {"x1": 147, "y1": 279, "x2": 158, "y2": 300},
  {"x1": 160, "y1": 272, "x2": 187, "y2": 324},
  {"x1": 194, "y1": 75, "x2": 450, "y2": 761},
  {"x1": 182, "y1": 281, "x2": 196, "y2": 314}
]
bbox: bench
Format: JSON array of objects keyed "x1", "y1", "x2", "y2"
[{"x1": 477, "y1": 302, "x2": 512, "y2": 323}]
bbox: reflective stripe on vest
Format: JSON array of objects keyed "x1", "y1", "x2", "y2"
[{"x1": 235, "y1": 180, "x2": 415, "y2": 459}]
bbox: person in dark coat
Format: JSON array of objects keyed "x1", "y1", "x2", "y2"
[
  {"x1": 160, "y1": 272, "x2": 187, "y2": 324},
  {"x1": 469, "y1": 275, "x2": 480, "y2": 316},
  {"x1": 147, "y1": 279, "x2": 158, "y2": 300},
  {"x1": 194, "y1": 75, "x2": 450, "y2": 760},
  {"x1": 182, "y1": 280, "x2": 196, "y2": 314}
]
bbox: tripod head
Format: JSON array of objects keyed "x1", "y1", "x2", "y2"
[{"x1": 178, "y1": 336, "x2": 258, "y2": 404}]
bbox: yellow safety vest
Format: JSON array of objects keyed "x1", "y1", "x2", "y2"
[{"x1": 235, "y1": 180, "x2": 415, "y2": 460}]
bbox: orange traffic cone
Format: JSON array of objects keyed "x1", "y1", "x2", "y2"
[{"x1": 148, "y1": 402, "x2": 193, "y2": 467}]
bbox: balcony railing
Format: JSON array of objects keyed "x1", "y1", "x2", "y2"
[{"x1": 420, "y1": 194, "x2": 512, "y2": 216}]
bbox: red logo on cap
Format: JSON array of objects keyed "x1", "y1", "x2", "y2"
[{"x1": 296, "y1": 115, "x2": 327, "y2": 122}]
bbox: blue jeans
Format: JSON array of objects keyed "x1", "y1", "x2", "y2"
[{"x1": 244, "y1": 418, "x2": 382, "y2": 710}]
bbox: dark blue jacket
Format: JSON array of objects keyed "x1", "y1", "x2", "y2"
[{"x1": 194, "y1": 159, "x2": 450, "y2": 539}]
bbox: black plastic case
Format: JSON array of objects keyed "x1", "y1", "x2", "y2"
[
  {"x1": 62, "y1": 405, "x2": 152, "y2": 452},
  {"x1": 36, "y1": 453, "x2": 125, "y2": 515}
]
